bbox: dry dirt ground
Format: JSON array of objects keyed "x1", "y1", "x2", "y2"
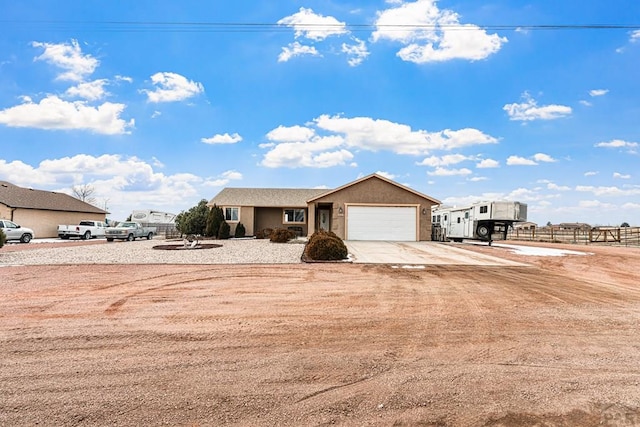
[{"x1": 1, "y1": 241, "x2": 640, "y2": 426}]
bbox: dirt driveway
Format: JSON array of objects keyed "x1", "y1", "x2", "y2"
[{"x1": 1, "y1": 242, "x2": 640, "y2": 426}]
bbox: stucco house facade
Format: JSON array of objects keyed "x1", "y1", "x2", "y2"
[
  {"x1": 0, "y1": 181, "x2": 108, "y2": 238},
  {"x1": 208, "y1": 174, "x2": 441, "y2": 241}
]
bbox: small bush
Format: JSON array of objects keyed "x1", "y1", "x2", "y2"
[
  {"x1": 307, "y1": 229, "x2": 339, "y2": 245},
  {"x1": 256, "y1": 228, "x2": 273, "y2": 239},
  {"x1": 218, "y1": 220, "x2": 231, "y2": 240},
  {"x1": 234, "y1": 222, "x2": 246, "y2": 238},
  {"x1": 305, "y1": 230, "x2": 348, "y2": 261},
  {"x1": 270, "y1": 228, "x2": 297, "y2": 243},
  {"x1": 0, "y1": 229, "x2": 6, "y2": 248}
]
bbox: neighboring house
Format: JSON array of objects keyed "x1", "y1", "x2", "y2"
[
  {"x1": 556, "y1": 222, "x2": 592, "y2": 230},
  {"x1": 0, "y1": 181, "x2": 108, "y2": 238},
  {"x1": 208, "y1": 174, "x2": 441, "y2": 241}
]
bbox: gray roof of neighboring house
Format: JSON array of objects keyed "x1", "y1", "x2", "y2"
[
  {"x1": 209, "y1": 188, "x2": 329, "y2": 208},
  {"x1": 0, "y1": 181, "x2": 108, "y2": 214}
]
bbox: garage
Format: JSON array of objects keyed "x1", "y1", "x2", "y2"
[{"x1": 346, "y1": 205, "x2": 417, "y2": 241}]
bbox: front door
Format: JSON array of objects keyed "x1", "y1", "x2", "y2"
[{"x1": 318, "y1": 209, "x2": 330, "y2": 231}]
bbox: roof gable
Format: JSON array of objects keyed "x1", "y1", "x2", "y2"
[
  {"x1": 307, "y1": 174, "x2": 441, "y2": 204},
  {"x1": 0, "y1": 181, "x2": 108, "y2": 214}
]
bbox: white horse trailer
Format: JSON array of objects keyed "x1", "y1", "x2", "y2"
[
  {"x1": 432, "y1": 201, "x2": 527, "y2": 243},
  {"x1": 130, "y1": 210, "x2": 176, "y2": 224}
]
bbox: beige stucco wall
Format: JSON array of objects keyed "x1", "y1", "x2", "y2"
[
  {"x1": 10, "y1": 209, "x2": 106, "y2": 238},
  {"x1": 309, "y1": 178, "x2": 437, "y2": 241},
  {"x1": 235, "y1": 206, "x2": 255, "y2": 236},
  {"x1": 0, "y1": 203, "x2": 11, "y2": 220},
  {"x1": 253, "y1": 207, "x2": 310, "y2": 236}
]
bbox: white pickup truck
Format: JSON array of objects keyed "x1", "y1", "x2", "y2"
[
  {"x1": 57, "y1": 220, "x2": 108, "y2": 240},
  {"x1": 104, "y1": 221, "x2": 156, "y2": 242}
]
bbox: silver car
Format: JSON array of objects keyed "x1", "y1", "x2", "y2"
[{"x1": 0, "y1": 219, "x2": 35, "y2": 243}]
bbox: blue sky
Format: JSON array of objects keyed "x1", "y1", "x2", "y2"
[{"x1": 1, "y1": 0, "x2": 639, "y2": 225}]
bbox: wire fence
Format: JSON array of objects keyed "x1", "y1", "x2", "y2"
[{"x1": 508, "y1": 226, "x2": 640, "y2": 246}]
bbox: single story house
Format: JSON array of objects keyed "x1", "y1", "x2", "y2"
[
  {"x1": 208, "y1": 174, "x2": 441, "y2": 241},
  {"x1": 0, "y1": 181, "x2": 108, "y2": 238}
]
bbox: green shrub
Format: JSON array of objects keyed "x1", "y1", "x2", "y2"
[
  {"x1": 175, "y1": 199, "x2": 209, "y2": 236},
  {"x1": 206, "y1": 205, "x2": 224, "y2": 238},
  {"x1": 0, "y1": 229, "x2": 6, "y2": 248},
  {"x1": 304, "y1": 230, "x2": 348, "y2": 261},
  {"x1": 218, "y1": 220, "x2": 231, "y2": 240},
  {"x1": 270, "y1": 228, "x2": 297, "y2": 243},
  {"x1": 256, "y1": 228, "x2": 273, "y2": 239},
  {"x1": 234, "y1": 222, "x2": 246, "y2": 238}
]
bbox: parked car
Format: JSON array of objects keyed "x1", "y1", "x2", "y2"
[
  {"x1": 0, "y1": 219, "x2": 35, "y2": 243},
  {"x1": 57, "y1": 220, "x2": 108, "y2": 240},
  {"x1": 105, "y1": 222, "x2": 156, "y2": 241}
]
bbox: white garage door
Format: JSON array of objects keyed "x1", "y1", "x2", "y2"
[{"x1": 346, "y1": 206, "x2": 417, "y2": 241}]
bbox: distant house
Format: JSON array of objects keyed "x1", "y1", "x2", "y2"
[
  {"x1": 0, "y1": 181, "x2": 108, "y2": 238},
  {"x1": 557, "y1": 222, "x2": 592, "y2": 230},
  {"x1": 208, "y1": 173, "x2": 441, "y2": 241}
]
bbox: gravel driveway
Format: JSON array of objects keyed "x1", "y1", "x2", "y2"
[{"x1": 0, "y1": 238, "x2": 307, "y2": 265}]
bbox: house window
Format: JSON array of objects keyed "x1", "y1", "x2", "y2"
[
  {"x1": 436, "y1": 215, "x2": 441, "y2": 223},
  {"x1": 284, "y1": 208, "x2": 305, "y2": 223},
  {"x1": 432, "y1": 215, "x2": 437, "y2": 223},
  {"x1": 224, "y1": 207, "x2": 239, "y2": 222},
  {"x1": 479, "y1": 205, "x2": 488, "y2": 214}
]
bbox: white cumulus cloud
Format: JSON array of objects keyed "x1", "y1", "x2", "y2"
[
  {"x1": 260, "y1": 115, "x2": 498, "y2": 168},
  {"x1": 342, "y1": 38, "x2": 370, "y2": 66},
  {"x1": 142, "y1": 72, "x2": 204, "y2": 103},
  {"x1": 476, "y1": 158, "x2": 499, "y2": 168},
  {"x1": 613, "y1": 172, "x2": 631, "y2": 179},
  {"x1": 503, "y1": 92, "x2": 572, "y2": 121},
  {"x1": 32, "y1": 39, "x2": 99, "y2": 82},
  {"x1": 278, "y1": 42, "x2": 321, "y2": 62},
  {"x1": 277, "y1": 7, "x2": 348, "y2": 41},
  {"x1": 314, "y1": 114, "x2": 497, "y2": 154},
  {"x1": 0, "y1": 95, "x2": 133, "y2": 134},
  {"x1": 533, "y1": 153, "x2": 557, "y2": 163},
  {"x1": 65, "y1": 79, "x2": 109, "y2": 101},
  {"x1": 595, "y1": 139, "x2": 638, "y2": 149},
  {"x1": 589, "y1": 89, "x2": 609, "y2": 97},
  {"x1": 201, "y1": 133, "x2": 243, "y2": 145},
  {"x1": 372, "y1": 0, "x2": 507, "y2": 63},
  {"x1": 427, "y1": 167, "x2": 472, "y2": 176},
  {"x1": 0, "y1": 154, "x2": 218, "y2": 221},
  {"x1": 417, "y1": 154, "x2": 470, "y2": 167},
  {"x1": 506, "y1": 156, "x2": 538, "y2": 166}
]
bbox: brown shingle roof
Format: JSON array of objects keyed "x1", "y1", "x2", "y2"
[
  {"x1": 0, "y1": 181, "x2": 108, "y2": 214},
  {"x1": 209, "y1": 188, "x2": 328, "y2": 208}
]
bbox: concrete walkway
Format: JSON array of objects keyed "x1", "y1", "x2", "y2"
[{"x1": 346, "y1": 241, "x2": 528, "y2": 266}]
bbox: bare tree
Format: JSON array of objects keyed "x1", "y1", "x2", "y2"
[{"x1": 71, "y1": 184, "x2": 97, "y2": 206}]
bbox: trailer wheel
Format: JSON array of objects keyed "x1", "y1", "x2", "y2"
[{"x1": 477, "y1": 224, "x2": 491, "y2": 239}]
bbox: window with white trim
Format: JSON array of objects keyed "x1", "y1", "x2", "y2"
[
  {"x1": 283, "y1": 208, "x2": 305, "y2": 223},
  {"x1": 224, "y1": 207, "x2": 239, "y2": 222},
  {"x1": 479, "y1": 205, "x2": 488, "y2": 214}
]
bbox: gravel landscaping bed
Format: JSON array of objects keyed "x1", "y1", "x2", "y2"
[{"x1": 0, "y1": 238, "x2": 307, "y2": 265}]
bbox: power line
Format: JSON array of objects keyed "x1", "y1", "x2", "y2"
[{"x1": 2, "y1": 20, "x2": 640, "y2": 33}]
